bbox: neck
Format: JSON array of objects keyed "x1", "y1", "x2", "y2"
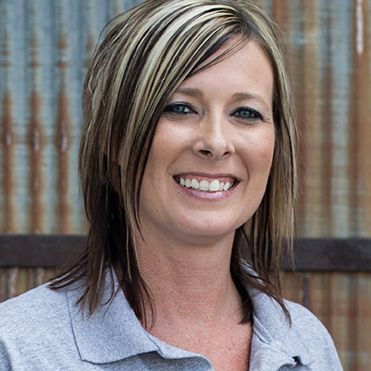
[{"x1": 135, "y1": 230, "x2": 243, "y2": 329}]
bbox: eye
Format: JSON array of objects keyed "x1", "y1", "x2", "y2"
[
  {"x1": 163, "y1": 102, "x2": 196, "y2": 115},
  {"x1": 232, "y1": 107, "x2": 263, "y2": 122}
]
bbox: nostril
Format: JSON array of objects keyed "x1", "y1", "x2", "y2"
[{"x1": 199, "y1": 149, "x2": 212, "y2": 156}]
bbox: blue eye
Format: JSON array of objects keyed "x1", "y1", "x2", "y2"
[
  {"x1": 163, "y1": 103, "x2": 195, "y2": 115},
  {"x1": 232, "y1": 107, "x2": 263, "y2": 121}
]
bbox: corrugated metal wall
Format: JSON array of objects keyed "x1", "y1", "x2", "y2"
[{"x1": 0, "y1": 0, "x2": 370, "y2": 369}]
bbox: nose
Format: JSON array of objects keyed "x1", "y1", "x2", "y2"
[{"x1": 192, "y1": 113, "x2": 235, "y2": 160}]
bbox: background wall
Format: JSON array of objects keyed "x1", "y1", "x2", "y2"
[{"x1": 0, "y1": 0, "x2": 370, "y2": 369}]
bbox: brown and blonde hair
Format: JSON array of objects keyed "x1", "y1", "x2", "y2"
[{"x1": 50, "y1": 0, "x2": 297, "y2": 326}]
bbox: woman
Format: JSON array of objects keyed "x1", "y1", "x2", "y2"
[{"x1": 0, "y1": 0, "x2": 342, "y2": 370}]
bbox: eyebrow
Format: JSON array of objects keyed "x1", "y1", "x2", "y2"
[
  {"x1": 175, "y1": 88, "x2": 203, "y2": 98},
  {"x1": 231, "y1": 92, "x2": 272, "y2": 111},
  {"x1": 174, "y1": 88, "x2": 271, "y2": 111}
]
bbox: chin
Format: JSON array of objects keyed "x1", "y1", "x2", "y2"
[{"x1": 171, "y1": 217, "x2": 242, "y2": 244}]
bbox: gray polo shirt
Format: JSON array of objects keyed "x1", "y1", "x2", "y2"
[{"x1": 0, "y1": 269, "x2": 342, "y2": 370}]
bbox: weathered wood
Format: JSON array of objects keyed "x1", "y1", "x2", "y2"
[
  {"x1": 0, "y1": 235, "x2": 84, "y2": 267},
  {"x1": 0, "y1": 235, "x2": 370, "y2": 271},
  {"x1": 281, "y1": 238, "x2": 371, "y2": 272}
]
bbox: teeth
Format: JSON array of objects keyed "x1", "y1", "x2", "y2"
[
  {"x1": 178, "y1": 177, "x2": 234, "y2": 192},
  {"x1": 199, "y1": 180, "x2": 209, "y2": 191},
  {"x1": 209, "y1": 180, "x2": 220, "y2": 191}
]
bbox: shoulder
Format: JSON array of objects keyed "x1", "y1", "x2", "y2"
[
  {"x1": 285, "y1": 300, "x2": 333, "y2": 345},
  {"x1": 0, "y1": 283, "x2": 79, "y2": 368},
  {"x1": 284, "y1": 299, "x2": 343, "y2": 369},
  {"x1": 0, "y1": 283, "x2": 69, "y2": 333},
  {"x1": 250, "y1": 290, "x2": 343, "y2": 370},
  {"x1": 285, "y1": 299, "x2": 330, "y2": 336},
  {"x1": 253, "y1": 292, "x2": 337, "y2": 347}
]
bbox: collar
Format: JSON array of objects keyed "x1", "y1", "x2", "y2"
[
  {"x1": 66, "y1": 269, "x2": 206, "y2": 365},
  {"x1": 66, "y1": 271, "x2": 158, "y2": 364},
  {"x1": 66, "y1": 267, "x2": 315, "y2": 367}
]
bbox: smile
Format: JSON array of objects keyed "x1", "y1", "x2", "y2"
[{"x1": 174, "y1": 175, "x2": 237, "y2": 193}]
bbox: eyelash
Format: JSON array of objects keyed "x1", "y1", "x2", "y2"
[
  {"x1": 163, "y1": 102, "x2": 196, "y2": 115},
  {"x1": 163, "y1": 103, "x2": 264, "y2": 122},
  {"x1": 231, "y1": 107, "x2": 263, "y2": 122}
]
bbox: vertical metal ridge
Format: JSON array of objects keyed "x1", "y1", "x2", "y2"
[
  {"x1": 29, "y1": 89, "x2": 44, "y2": 232},
  {"x1": 54, "y1": 1, "x2": 73, "y2": 234},
  {"x1": 351, "y1": 0, "x2": 371, "y2": 236},
  {"x1": 1, "y1": 2, "x2": 16, "y2": 232},
  {"x1": 330, "y1": 2, "x2": 353, "y2": 237},
  {"x1": 301, "y1": 0, "x2": 324, "y2": 236},
  {"x1": 295, "y1": 0, "x2": 308, "y2": 237},
  {"x1": 358, "y1": 273, "x2": 371, "y2": 370},
  {"x1": 55, "y1": 56, "x2": 72, "y2": 233},
  {"x1": 321, "y1": 2, "x2": 334, "y2": 236},
  {"x1": 1, "y1": 90, "x2": 15, "y2": 233},
  {"x1": 293, "y1": 2, "x2": 307, "y2": 236},
  {"x1": 348, "y1": 274, "x2": 361, "y2": 370},
  {"x1": 28, "y1": 1, "x2": 45, "y2": 233}
]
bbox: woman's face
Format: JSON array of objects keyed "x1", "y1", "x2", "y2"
[{"x1": 139, "y1": 39, "x2": 275, "y2": 245}]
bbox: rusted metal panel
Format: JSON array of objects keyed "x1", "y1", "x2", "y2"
[
  {"x1": 0, "y1": 0, "x2": 141, "y2": 234},
  {"x1": 0, "y1": 0, "x2": 370, "y2": 369},
  {"x1": 0, "y1": 267, "x2": 58, "y2": 302},
  {"x1": 1, "y1": 1, "x2": 370, "y2": 235},
  {"x1": 282, "y1": 272, "x2": 371, "y2": 371}
]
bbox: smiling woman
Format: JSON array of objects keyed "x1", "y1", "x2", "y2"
[
  {"x1": 140, "y1": 39, "x2": 275, "y2": 249},
  {"x1": 0, "y1": 1, "x2": 342, "y2": 370}
]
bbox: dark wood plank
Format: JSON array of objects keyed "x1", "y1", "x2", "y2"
[
  {"x1": 0, "y1": 235, "x2": 85, "y2": 267},
  {"x1": 0, "y1": 235, "x2": 370, "y2": 271},
  {"x1": 281, "y1": 238, "x2": 371, "y2": 272}
]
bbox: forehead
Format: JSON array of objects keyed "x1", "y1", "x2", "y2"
[{"x1": 176, "y1": 39, "x2": 274, "y2": 103}]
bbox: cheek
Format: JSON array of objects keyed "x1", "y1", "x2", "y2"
[
  {"x1": 260, "y1": 139, "x2": 275, "y2": 169},
  {"x1": 148, "y1": 121, "x2": 192, "y2": 167},
  {"x1": 142, "y1": 124, "x2": 187, "y2": 192},
  {"x1": 144, "y1": 127, "x2": 174, "y2": 174},
  {"x1": 242, "y1": 130, "x2": 275, "y2": 175}
]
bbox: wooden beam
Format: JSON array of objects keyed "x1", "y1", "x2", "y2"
[
  {"x1": 281, "y1": 238, "x2": 371, "y2": 272},
  {"x1": 0, "y1": 235, "x2": 84, "y2": 267},
  {"x1": 0, "y1": 235, "x2": 370, "y2": 271}
]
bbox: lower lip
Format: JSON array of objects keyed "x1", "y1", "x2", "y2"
[{"x1": 174, "y1": 180, "x2": 238, "y2": 200}]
